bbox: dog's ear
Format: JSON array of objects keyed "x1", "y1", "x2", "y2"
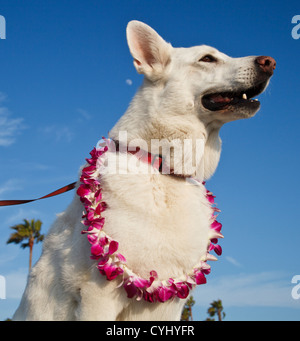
[{"x1": 126, "y1": 21, "x2": 172, "y2": 80}]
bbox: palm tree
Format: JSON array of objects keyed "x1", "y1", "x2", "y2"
[
  {"x1": 206, "y1": 299, "x2": 225, "y2": 321},
  {"x1": 7, "y1": 219, "x2": 44, "y2": 271},
  {"x1": 181, "y1": 296, "x2": 195, "y2": 321}
]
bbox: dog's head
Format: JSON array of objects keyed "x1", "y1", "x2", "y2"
[
  {"x1": 126, "y1": 20, "x2": 275, "y2": 124},
  {"x1": 120, "y1": 20, "x2": 276, "y2": 179}
]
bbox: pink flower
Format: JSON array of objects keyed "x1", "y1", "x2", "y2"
[
  {"x1": 214, "y1": 244, "x2": 222, "y2": 256},
  {"x1": 98, "y1": 236, "x2": 108, "y2": 247},
  {"x1": 175, "y1": 282, "x2": 189, "y2": 299},
  {"x1": 143, "y1": 291, "x2": 155, "y2": 303},
  {"x1": 108, "y1": 240, "x2": 119, "y2": 255},
  {"x1": 85, "y1": 208, "x2": 96, "y2": 221},
  {"x1": 86, "y1": 233, "x2": 97, "y2": 244},
  {"x1": 124, "y1": 280, "x2": 138, "y2": 299},
  {"x1": 90, "y1": 217, "x2": 105, "y2": 230},
  {"x1": 194, "y1": 268, "x2": 207, "y2": 285},
  {"x1": 116, "y1": 253, "x2": 126, "y2": 263},
  {"x1": 209, "y1": 243, "x2": 222, "y2": 256},
  {"x1": 94, "y1": 189, "x2": 102, "y2": 203},
  {"x1": 89, "y1": 147, "x2": 107, "y2": 161},
  {"x1": 123, "y1": 276, "x2": 149, "y2": 299},
  {"x1": 149, "y1": 270, "x2": 158, "y2": 286},
  {"x1": 95, "y1": 202, "x2": 107, "y2": 215},
  {"x1": 97, "y1": 255, "x2": 109, "y2": 265},
  {"x1": 134, "y1": 276, "x2": 149, "y2": 288},
  {"x1": 157, "y1": 285, "x2": 176, "y2": 302},
  {"x1": 82, "y1": 217, "x2": 105, "y2": 232},
  {"x1": 82, "y1": 164, "x2": 97, "y2": 175},
  {"x1": 90, "y1": 243, "x2": 104, "y2": 259},
  {"x1": 98, "y1": 262, "x2": 123, "y2": 281},
  {"x1": 200, "y1": 262, "x2": 211, "y2": 275},
  {"x1": 85, "y1": 147, "x2": 105, "y2": 165},
  {"x1": 79, "y1": 174, "x2": 100, "y2": 186},
  {"x1": 211, "y1": 220, "x2": 222, "y2": 232},
  {"x1": 206, "y1": 190, "x2": 216, "y2": 204},
  {"x1": 77, "y1": 184, "x2": 91, "y2": 197},
  {"x1": 79, "y1": 196, "x2": 92, "y2": 206}
]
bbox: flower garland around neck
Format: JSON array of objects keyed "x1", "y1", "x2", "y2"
[{"x1": 77, "y1": 138, "x2": 223, "y2": 303}]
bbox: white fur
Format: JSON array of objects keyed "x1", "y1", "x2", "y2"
[{"x1": 13, "y1": 20, "x2": 272, "y2": 321}]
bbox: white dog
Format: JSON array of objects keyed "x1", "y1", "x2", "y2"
[{"x1": 13, "y1": 20, "x2": 275, "y2": 321}]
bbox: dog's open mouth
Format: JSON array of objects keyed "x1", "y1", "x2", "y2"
[{"x1": 202, "y1": 81, "x2": 267, "y2": 112}]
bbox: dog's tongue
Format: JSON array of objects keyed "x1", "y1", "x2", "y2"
[{"x1": 210, "y1": 94, "x2": 232, "y2": 103}]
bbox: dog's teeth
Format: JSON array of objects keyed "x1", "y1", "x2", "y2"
[{"x1": 242, "y1": 93, "x2": 247, "y2": 100}]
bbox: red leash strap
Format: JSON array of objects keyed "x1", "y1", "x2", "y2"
[
  {"x1": 0, "y1": 140, "x2": 185, "y2": 208},
  {"x1": 0, "y1": 182, "x2": 77, "y2": 207}
]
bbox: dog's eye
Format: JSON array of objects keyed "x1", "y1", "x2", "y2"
[{"x1": 199, "y1": 55, "x2": 217, "y2": 63}]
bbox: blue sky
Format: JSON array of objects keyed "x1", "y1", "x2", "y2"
[{"x1": 0, "y1": 0, "x2": 300, "y2": 321}]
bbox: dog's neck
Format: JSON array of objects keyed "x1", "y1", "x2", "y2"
[{"x1": 109, "y1": 82, "x2": 222, "y2": 180}]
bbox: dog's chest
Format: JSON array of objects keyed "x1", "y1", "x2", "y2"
[{"x1": 100, "y1": 161, "x2": 212, "y2": 279}]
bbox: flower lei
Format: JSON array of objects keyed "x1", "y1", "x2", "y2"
[{"x1": 77, "y1": 138, "x2": 223, "y2": 303}]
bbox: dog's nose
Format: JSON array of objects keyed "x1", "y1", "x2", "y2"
[{"x1": 255, "y1": 56, "x2": 276, "y2": 75}]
